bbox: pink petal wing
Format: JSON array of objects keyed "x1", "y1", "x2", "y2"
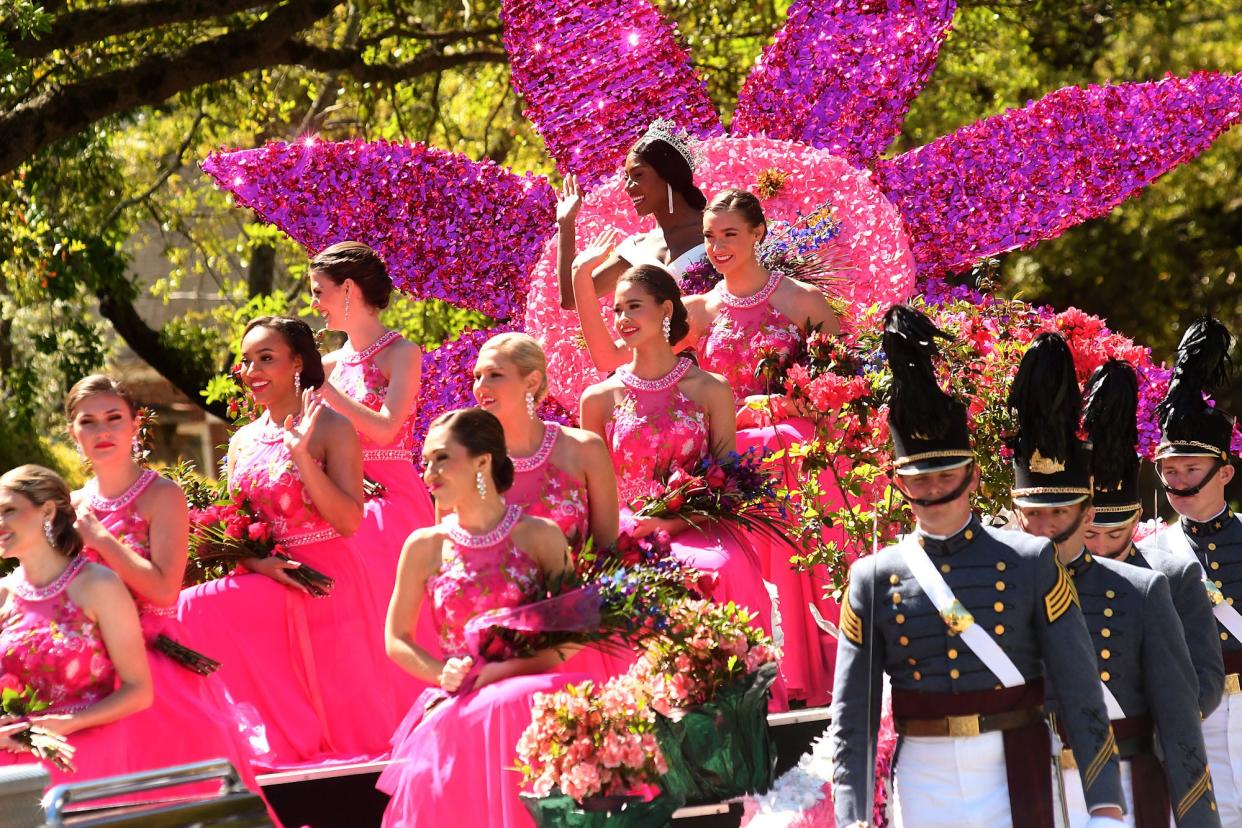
[
  {"x1": 733, "y1": 0, "x2": 955, "y2": 166},
  {"x1": 874, "y1": 72, "x2": 1242, "y2": 277},
  {"x1": 502, "y1": 0, "x2": 722, "y2": 184},
  {"x1": 201, "y1": 139, "x2": 555, "y2": 319}
]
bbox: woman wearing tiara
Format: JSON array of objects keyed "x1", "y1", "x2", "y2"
[
  {"x1": 310, "y1": 241, "x2": 438, "y2": 706},
  {"x1": 379, "y1": 408, "x2": 586, "y2": 828},
  {"x1": 572, "y1": 240, "x2": 786, "y2": 708},
  {"x1": 178, "y1": 316, "x2": 399, "y2": 769},
  {"x1": 555, "y1": 118, "x2": 709, "y2": 308},
  {"x1": 64, "y1": 374, "x2": 270, "y2": 799},
  {"x1": 0, "y1": 465, "x2": 154, "y2": 787}
]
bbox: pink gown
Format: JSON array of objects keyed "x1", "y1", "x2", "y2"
[
  {"x1": 0, "y1": 557, "x2": 178, "y2": 800},
  {"x1": 606, "y1": 357, "x2": 786, "y2": 709},
  {"x1": 378, "y1": 505, "x2": 587, "y2": 828},
  {"x1": 328, "y1": 330, "x2": 439, "y2": 707},
  {"x1": 77, "y1": 470, "x2": 270, "y2": 799},
  {"x1": 177, "y1": 415, "x2": 399, "y2": 770},
  {"x1": 699, "y1": 272, "x2": 838, "y2": 706},
  {"x1": 506, "y1": 422, "x2": 633, "y2": 681}
]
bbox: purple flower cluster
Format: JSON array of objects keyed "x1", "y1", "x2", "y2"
[
  {"x1": 201, "y1": 139, "x2": 555, "y2": 319},
  {"x1": 732, "y1": 0, "x2": 956, "y2": 166},
  {"x1": 502, "y1": 0, "x2": 723, "y2": 185},
  {"x1": 875, "y1": 72, "x2": 1242, "y2": 277}
]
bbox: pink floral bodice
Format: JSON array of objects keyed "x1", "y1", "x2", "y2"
[
  {"x1": 506, "y1": 423, "x2": 590, "y2": 549},
  {"x1": 230, "y1": 415, "x2": 338, "y2": 545},
  {"x1": 606, "y1": 358, "x2": 710, "y2": 504},
  {"x1": 0, "y1": 557, "x2": 116, "y2": 713},
  {"x1": 80, "y1": 469, "x2": 168, "y2": 620},
  {"x1": 426, "y1": 505, "x2": 543, "y2": 655},
  {"x1": 329, "y1": 330, "x2": 417, "y2": 460},
  {"x1": 699, "y1": 272, "x2": 801, "y2": 401}
]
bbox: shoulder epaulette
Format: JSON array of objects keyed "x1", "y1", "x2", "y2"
[{"x1": 1044, "y1": 558, "x2": 1080, "y2": 623}]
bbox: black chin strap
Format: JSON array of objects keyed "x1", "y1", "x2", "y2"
[
  {"x1": 1050, "y1": 503, "x2": 1090, "y2": 546},
  {"x1": 1157, "y1": 460, "x2": 1223, "y2": 498},
  {"x1": 899, "y1": 462, "x2": 975, "y2": 507}
]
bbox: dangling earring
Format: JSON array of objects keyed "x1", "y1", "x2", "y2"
[
  {"x1": 667, "y1": 183, "x2": 674, "y2": 214},
  {"x1": 525, "y1": 392, "x2": 537, "y2": 419},
  {"x1": 476, "y1": 470, "x2": 488, "y2": 499},
  {"x1": 132, "y1": 435, "x2": 143, "y2": 463},
  {"x1": 74, "y1": 441, "x2": 85, "y2": 461},
  {"x1": 343, "y1": 287, "x2": 351, "y2": 323},
  {"x1": 43, "y1": 517, "x2": 54, "y2": 547},
  {"x1": 293, "y1": 372, "x2": 302, "y2": 397},
  {"x1": 662, "y1": 316, "x2": 672, "y2": 342}
]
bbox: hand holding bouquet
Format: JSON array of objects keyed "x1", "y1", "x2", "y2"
[{"x1": 0, "y1": 678, "x2": 75, "y2": 772}]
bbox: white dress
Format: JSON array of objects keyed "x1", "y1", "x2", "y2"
[{"x1": 616, "y1": 233, "x2": 707, "y2": 284}]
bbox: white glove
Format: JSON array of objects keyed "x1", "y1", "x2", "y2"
[{"x1": 1084, "y1": 816, "x2": 1127, "y2": 828}]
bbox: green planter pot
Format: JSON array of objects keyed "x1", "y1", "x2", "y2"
[
  {"x1": 520, "y1": 788, "x2": 684, "y2": 828},
  {"x1": 654, "y1": 662, "x2": 779, "y2": 805}
]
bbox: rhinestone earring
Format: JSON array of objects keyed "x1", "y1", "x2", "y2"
[
  {"x1": 525, "y1": 392, "x2": 537, "y2": 419},
  {"x1": 132, "y1": 435, "x2": 143, "y2": 463},
  {"x1": 344, "y1": 287, "x2": 351, "y2": 323},
  {"x1": 476, "y1": 470, "x2": 488, "y2": 499},
  {"x1": 293, "y1": 372, "x2": 301, "y2": 396},
  {"x1": 662, "y1": 316, "x2": 672, "y2": 342},
  {"x1": 43, "y1": 517, "x2": 55, "y2": 547},
  {"x1": 667, "y1": 183, "x2": 674, "y2": 214}
]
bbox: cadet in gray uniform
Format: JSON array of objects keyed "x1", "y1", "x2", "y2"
[
  {"x1": 829, "y1": 307, "x2": 1125, "y2": 828},
  {"x1": 1082, "y1": 358, "x2": 1224, "y2": 718},
  {"x1": 1137, "y1": 316, "x2": 1241, "y2": 824},
  {"x1": 1010, "y1": 334, "x2": 1218, "y2": 827}
]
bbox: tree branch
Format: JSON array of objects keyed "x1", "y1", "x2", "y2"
[
  {"x1": 6, "y1": 0, "x2": 281, "y2": 61},
  {"x1": 277, "y1": 41, "x2": 508, "y2": 84},
  {"x1": 0, "y1": 0, "x2": 338, "y2": 178}
]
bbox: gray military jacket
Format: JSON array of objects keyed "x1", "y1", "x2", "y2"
[
  {"x1": 829, "y1": 516, "x2": 1124, "y2": 825},
  {"x1": 1053, "y1": 551, "x2": 1218, "y2": 825},
  {"x1": 1124, "y1": 540, "x2": 1225, "y2": 717}
]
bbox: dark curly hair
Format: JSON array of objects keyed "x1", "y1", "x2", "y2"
[
  {"x1": 617, "y1": 264, "x2": 691, "y2": 344},
  {"x1": 429, "y1": 408, "x2": 516, "y2": 494},
  {"x1": 243, "y1": 316, "x2": 326, "y2": 389}
]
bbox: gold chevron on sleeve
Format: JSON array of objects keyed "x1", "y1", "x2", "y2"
[
  {"x1": 1176, "y1": 767, "x2": 1212, "y2": 820},
  {"x1": 1044, "y1": 559, "x2": 1080, "y2": 624},
  {"x1": 840, "y1": 592, "x2": 864, "y2": 646},
  {"x1": 1082, "y1": 728, "x2": 1118, "y2": 790}
]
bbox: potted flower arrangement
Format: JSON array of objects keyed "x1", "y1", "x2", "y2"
[
  {"x1": 516, "y1": 673, "x2": 682, "y2": 827},
  {"x1": 635, "y1": 599, "x2": 780, "y2": 805}
]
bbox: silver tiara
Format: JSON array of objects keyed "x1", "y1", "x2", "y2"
[{"x1": 640, "y1": 118, "x2": 705, "y2": 172}]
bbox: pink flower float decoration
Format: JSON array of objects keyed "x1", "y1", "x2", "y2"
[{"x1": 201, "y1": 0, "x2": 1242, "y2": 457}]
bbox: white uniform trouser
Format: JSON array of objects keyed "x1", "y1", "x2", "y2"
[
  {"x1": 1205, "y1": 692, "x2": 1242, "y2": 826},
  {"x1": 1057, "y1": 763, "x2": 1135, "y2": 828},
  {"x1": 893, "y1": 731, "x2": 1013, "y2": 827}
]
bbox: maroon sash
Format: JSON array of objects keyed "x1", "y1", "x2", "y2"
[{"x1": 892, "y1": 681, "x2": 1051, "y2": 828}]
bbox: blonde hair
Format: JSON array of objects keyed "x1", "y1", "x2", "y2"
[
  {"x1": 65, "y1": 374, "x2": 137, "y2": 419},
  {"x1": 0, "y1": 465, "x2": 83, "y2": 557},
  {"x1": 480, "y1": 333, "x2": 549, "y2": 403}
]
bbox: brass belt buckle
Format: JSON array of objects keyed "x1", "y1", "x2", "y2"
[
  {"x1": 1059, "y1": 748, "x2": 1077, "y2": 770},
  {"x1": 1226, "y1": 674, "x2": 1241, "y2": 695},
  {"x1": 946, "y1": 714, "x2": 981, "y2": 737},
  {"x1": 941, "y1": 599, "x2": 976, "y2": 636}
]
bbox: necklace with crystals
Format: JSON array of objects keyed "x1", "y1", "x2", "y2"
[
  {"x1": 344, "y1": 330, "x2": 400, "y2": 364},
  {"x1": 718, "y1": 269, "x2": 782, "y2": 309},
  {"x1": 511, "y1": 423, "x2": 558, "y2": 473},
  {"x1": 87, "y1": 468, "x2": 156, "y2": 513},
  {"x1": 617, "y1": 357, "x2": 692, "y2": 392},
  {"x1": 447, "y1": 504, "x2": 522, "y2": 548},
  {"x1": 14, "y1": 555, "x2": 87, "y2": 602},
  {"x1": 255, "y1": 410, "x2": 302, "y2": 443}
]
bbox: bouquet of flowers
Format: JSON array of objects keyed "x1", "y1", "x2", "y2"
[
  {"x1": 0, "y1": 677, "x2": 75, "y2": 772},
  {"x1": 184, "y1": 498, "x2": 334, "y2": 596},
  {"x1": 518, "y1": 673, "x2": 668, "y2": 802},
  {"x1": 629, "y1": 450, "x2": 795, "y2": 545}
]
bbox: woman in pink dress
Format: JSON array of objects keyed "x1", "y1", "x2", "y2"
[
  {"x1": 178, "y1": 316, "x2": 397, "y2": 769},
  {"x1": 310, "y1": 241, "x2": 438, "y2": 707},
  {"x1": 379, "y1": 408, "x2": 586, "y2": 828},
  {"x1": 64, "y1": 374, "x2": 271, "y2": 799},
  {"x1": 689, "y1": 189, "x2": 841, "y2": 705},
  {"x1": 0, "y1": 465, "x2": 153, "y2": 786},
  {"x1": 572, "y1": 253, "x2": 786, "y2": 708}
]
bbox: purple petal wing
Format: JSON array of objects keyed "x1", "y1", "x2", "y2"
[
  {"x1": 733, "y1": 0, "x2": 955, "y2": 165},
  {"x1": 502, "y1": 0, "x2": 722, "y2": 184},
  {"x1": 875, "y1": 72, "x2": 1242, "y2": 277},
  {"x1": 202, "y1": 139, "x2": 555, "y2": 319}
]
